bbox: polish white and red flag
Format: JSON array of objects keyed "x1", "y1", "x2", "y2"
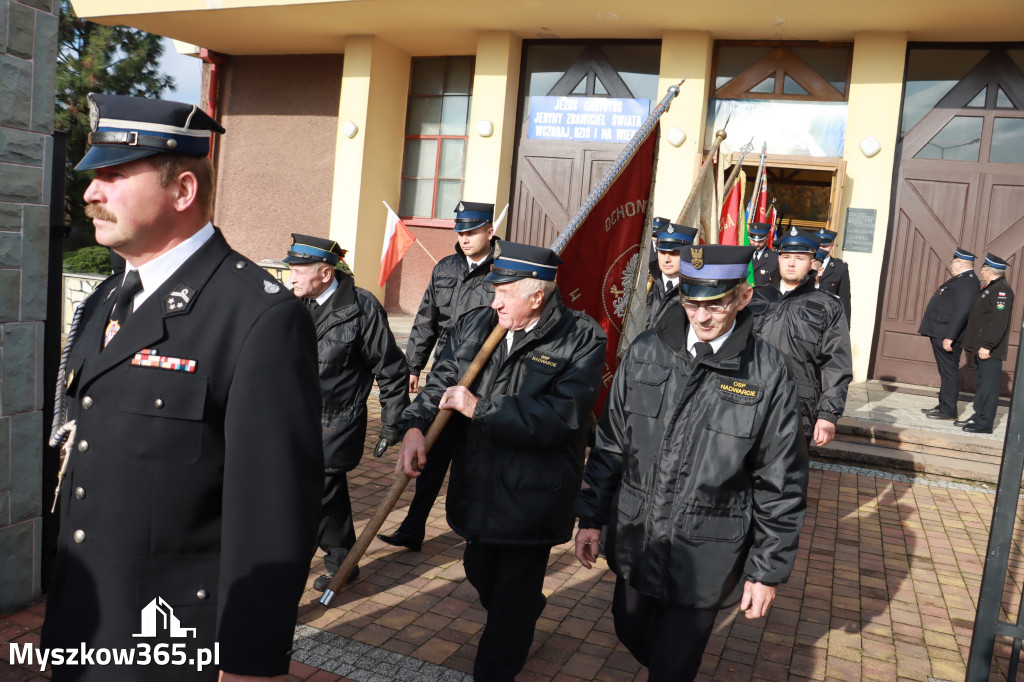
[{"x1": 379, "y1": 202, "x2": 417, "y2": 288}]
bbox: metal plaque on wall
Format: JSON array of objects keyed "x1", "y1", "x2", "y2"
[{"x1": 843, "y1": 208, "x2": 876, "y2": 253}]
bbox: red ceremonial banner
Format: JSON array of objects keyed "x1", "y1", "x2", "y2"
[
  {"x1": 556, "y1": 127, "x2": 659, "y2": 414},
  {"x1": 719, "y1": 180, "x2": 742, "y2": 246}
]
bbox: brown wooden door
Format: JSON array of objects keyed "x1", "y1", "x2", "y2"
[
  {"x1": 510, "y1": 45, "x2": 654, "y2": 247},
  {"x1": 874, "y1": 49, "x2": 1024, "y2": 394}
]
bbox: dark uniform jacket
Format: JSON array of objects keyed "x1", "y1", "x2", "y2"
[
  {"x1": 751, "y1": 274, "x2": 852, "y2": 425},
  {"x1": 405, "y1": 240, "x2": 498, "y2": 374},
  {"x1": 312, "y1": 272, "x2": 409, "y2": 472},
  {"x1": 817, "y1": 256, "x2": 852, "y2": 324},
  {"x1": 646, "y1": 258, "x2": 679, "y2": 328},
  {"x1": 575, "y1": 306, "x2": 807, "y2": 609},
  {"x1": 962, "y1": 276, "x2": 1015, "y2": 361},
  {"x1": 402, "y1": 293, "x2": 606, "y2": 546},
  {"x1": 42, "y1": 230, "x2": 323, "y2": 681},
  {"x1": 751, "y1": 246, "x2": 779, "y2": 287},
  {"x1": 917, "y1": 269, "x2": 980, "y2": 343}
]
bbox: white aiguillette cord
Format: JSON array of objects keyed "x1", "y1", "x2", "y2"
[{"x1": 49, "y1": 296, "x2": 89, "y2": 513}]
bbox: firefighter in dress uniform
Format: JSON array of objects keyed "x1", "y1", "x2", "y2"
[{"x1": 41, "y1": 94, "x2": 323, "y2": 681}]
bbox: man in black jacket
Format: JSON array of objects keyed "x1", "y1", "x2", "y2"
[
  {"x1": 284, "y1": 234, "x2": 409, "y2": 591},
  {"x1": 397, "y1": 242, "x2": 606, "y2": 681},
  {"x1": 749, "y1": 221, "x2": 779, "y2": 287},
  {"x1": 918, "y1": 248, "x2": 980, "y2": 420},
  {"x1": 814, "y1": 228, "x2": 852, "y2": 325},
  {"x1": 751, "y1": 227, "x2": 852, "y2": 447},
  {"x1": 379, "y1": 201, "x2": 498, "y2": 552},
  {"x1": 646, "y1": 217, "x2": 697, "y2": 328},
  {"x1": 42, "y1": 95, "x2": 323, "y2": 681},
  {"x1": 956, "y1": 253, "x2": 1014, "y2": 434},
  {"x1": 575, "y1": 245, "x2": 807, "y2": 681}
]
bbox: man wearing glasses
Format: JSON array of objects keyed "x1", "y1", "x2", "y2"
[
  {"x1": 751, "y1": 226, "x2": 852, "y2": 447},
  {"x1": 574, "y1": 245, "x2": 808, "y2": 681}
]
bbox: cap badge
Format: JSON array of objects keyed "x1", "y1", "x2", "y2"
[
  {"x1": 88, "y1": 97, "x2": 99, "y2": 132},
  {"x1": 790, "y1": 227, "x2": 798, "y2": 236},
  {"x1": 667, "y1": 226, "x2": 675, "y2": 234},
  {"x1": 692, "y1": 248, "x2": 704, "y2": 270}
]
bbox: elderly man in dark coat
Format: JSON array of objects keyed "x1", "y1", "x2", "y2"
[
  {"x1": 284, "y1": 234, "x2": 409, "y2": 591},
  {"x1": 42, "y1": 94, "x2": 323, "y2": 681},
  {"x1": 957, "y1": 253, "x2": 1015, "y2": 434},
  {"x1": 918, "y1": 247, "x2": 980, "y2": 420},
  {"x1": 575, "y1": 244, "x2": 807, "y2": 681},
  {"x1": 397, "y1": 242, "x2": 606, "y2": 682}
]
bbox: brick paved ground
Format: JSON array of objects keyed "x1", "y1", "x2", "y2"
[{"x1": 4, "y1": 396, "x2": 1024, "y2": 681}]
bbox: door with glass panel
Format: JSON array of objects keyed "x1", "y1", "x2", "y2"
[
  {"x1": 874, "y1": 47, "x2": 1024, "y2": 393},
  {"x1": 510, "y1": 42, "x2": 661, "y2": 248}
]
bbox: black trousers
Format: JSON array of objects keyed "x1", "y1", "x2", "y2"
[
  {"x1": 318, "y1": 470, "x2": 356, "y2": 572},
  {"x1": 463, "y1": 543, "x2": 550, "y2": 682},
  {"x1": 930, "y1": 337, "x2": 963, "y2": 417},
  {"x1": 397, "y1": 432, "x2": 455, "y2": 537},
  {"x1": 973, "y1": 354, "x2": 1003, "y2": 429},
  {"x1": 612, "y1": 578, "x2": 718, "y2": 682}
]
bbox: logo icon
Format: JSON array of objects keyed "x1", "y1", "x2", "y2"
[
  {"x1": 134, "y1": 598, "x2": 196, "y2": 639},
  {"x1": 692, "y1": 248, "x2": 704, "y2": 270}
]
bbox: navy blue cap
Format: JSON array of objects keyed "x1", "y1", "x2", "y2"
[
  {"x1": 283, "y1": 233, "x2": 346, "y2": 266},
  {"x1": 486, "y1": 241, "x2": 561, "y2": 284},
  {"x1": 748, "y1": 222, "x2": 772, "y2": 239},
  {"x1": 985, "y1": 253, "x2": 1008, "y2": 270},
  {"x1": 76, "y1": 94, "x2": 225, "y2": 171},
  {"x1": 954, "y1": 247, "x2": 976, "y2": 261},
  {"x1": 814, "y1": 228, "x2": 838, "y2": 245},
  {"x1": 653, "y1": 217, "x2": 698, "y2": 251},
  {"x1": 776, "y1": 226, "x2": 819, "y2": 254},
  {"x1": 454, "y1": 201, "x2": 494, "y2": 233},
  {"x1": 678, "y1": 245, "x2": 755, "y2": 300}
]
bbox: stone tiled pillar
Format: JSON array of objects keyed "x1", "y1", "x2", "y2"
[{"x1": 0, "y1": 0, "x2": 58, "y2": 613}]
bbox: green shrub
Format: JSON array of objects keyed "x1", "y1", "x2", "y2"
[{"x1": 63, "y1": 246, "x2": 114, "y2": 275}]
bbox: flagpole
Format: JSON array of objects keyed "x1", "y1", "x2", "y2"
[
  {"x1": 676, "y1": 127, "x2": 728, "y2": 241},
  {"x1": 550, "y1": 79, "x2": 684, "y2": 255},
  {"x1": 382, "y1": 200, "x2": 439, "y2": 264}
]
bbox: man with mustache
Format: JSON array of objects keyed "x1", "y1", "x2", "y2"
[{"x1": 42, "y1": 94, "x2": 323, "y2": 681}]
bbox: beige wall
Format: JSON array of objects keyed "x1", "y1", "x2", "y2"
[
  {"x1": 213, "y1": 54, "x2": 343, "y2": 262},
  {"x1": 462, "y1": 31, "x2": 521, "y2": 235},
  {"x1": 652, "y1": 31, "x2": 714, "y2": 220},
  {"x1": 841, "y1": 32, "x2": 908, "y2": 381},
  {"x1": 329, "y1": 36, "x2": 411, "y2": 295}
]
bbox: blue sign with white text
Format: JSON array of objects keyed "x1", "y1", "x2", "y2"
[{"x1": 528, "y1": 96, "x2": 651, "y2": 143}]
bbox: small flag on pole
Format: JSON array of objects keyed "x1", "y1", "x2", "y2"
[{"x1": 379, "y1": 202, "x2": 417, "y2": 288}]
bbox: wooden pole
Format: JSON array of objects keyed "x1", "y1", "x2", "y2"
[{"x1": 320, "y1": 323, "x2": 508, "y2": 605}]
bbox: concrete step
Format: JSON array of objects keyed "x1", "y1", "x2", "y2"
[{"x1": 818, "y1": 417, "x2": 1005, "y2": 483}]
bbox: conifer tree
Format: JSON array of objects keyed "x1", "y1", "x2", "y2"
[{"x1": 56, "y1": 0, "x2": 175, "y2": 241}]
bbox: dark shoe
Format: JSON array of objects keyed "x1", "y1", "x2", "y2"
[
  {"x1": 921, "y1": 405, "x2": 941, "y2": 414},
  {"x1": 377, "y1": 529, "x2": 423, "y2": 551},
  {"x1": 953, "y1": 418, "x2": 977, "y2": 428},
  {"x1": 313, "y1": 567, "x2": 359, "y2": 592},
  {"x1": 963, "y1": 424, "x2": 993, "y2": 434},
  {"x1": 926, "y1": 411, "x2": 956, "y2": 420}
]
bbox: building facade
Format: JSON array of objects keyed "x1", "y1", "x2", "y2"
[{"x1": 67, "y1": 0, "x2": 1024, "y2": 390}]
